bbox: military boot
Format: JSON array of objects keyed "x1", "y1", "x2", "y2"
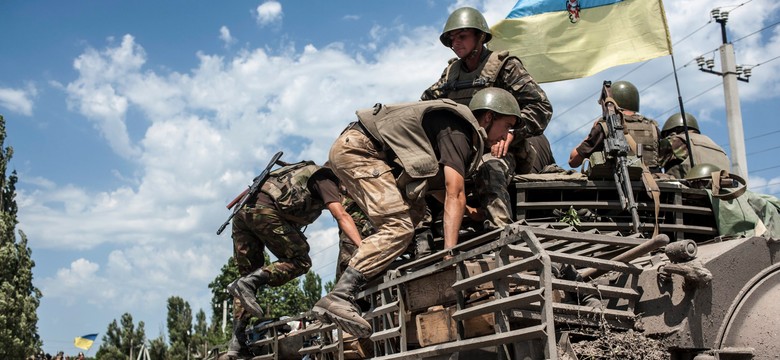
[
  {"x1": 224, "y1": 318, "x2": 252, "y2": 360},
  {"x1": 311, "y1": 266, "x2": 372, "y2": 338},
  {"x1": 227, "y1": 269, "x2": 269, "y2": 319}
]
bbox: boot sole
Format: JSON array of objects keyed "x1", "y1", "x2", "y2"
[
  {"x1": 311, "y1": 305, "x2": 372, "y2": 338},
  {"x1": 227, "y1": 282, "x2": 264, "y2": 319}
]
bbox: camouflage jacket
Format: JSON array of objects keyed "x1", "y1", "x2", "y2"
[{"x1": 420, "y1": 49, "x2": 553, "y2": 139}]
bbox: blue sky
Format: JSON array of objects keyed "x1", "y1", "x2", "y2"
[{"x1": 1, "y1": 0, "x2": 778, "y2": 355}]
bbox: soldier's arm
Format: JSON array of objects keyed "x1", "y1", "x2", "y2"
[
  {"x1": 442, "y1": 165, "x2": 466, "y2": 251},
  {"x1": 327, "y1": 202, "x2": 362, "y2": 247},
  {"x1": 499, "y1": 58, "x2": 553, "y2": 137}
]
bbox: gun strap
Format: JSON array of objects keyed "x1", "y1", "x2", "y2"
[
  {"x1": 710, "y1": 170, "x2": 747, "y2": 200},
  {"x1": 640, "y1": 165, "x2": 661, "y2": 237}
]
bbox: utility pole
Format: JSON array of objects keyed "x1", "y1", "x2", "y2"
[{"x1": 695, "y1": 8, "x2": 751, "y2": 180}]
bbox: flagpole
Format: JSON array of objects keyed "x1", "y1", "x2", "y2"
[{"x1": 669, "y1": 53, "x2": 696, "y2": 168}]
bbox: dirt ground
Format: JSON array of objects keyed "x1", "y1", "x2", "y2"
[{"x1": 566, "y1": 330, "x2": 670, "y2": 360}]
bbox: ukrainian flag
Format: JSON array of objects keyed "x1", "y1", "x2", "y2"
[
  {"x1": 74, "y1": 333, "x2": 98, "y2": 350},
  {"x1": 490, "y1": 0, "x2": 672, "y2": 83}
]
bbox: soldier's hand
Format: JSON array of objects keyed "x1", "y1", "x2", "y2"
[{"x1": 491, "y1": 131, "x2": 514, "y2": 157}]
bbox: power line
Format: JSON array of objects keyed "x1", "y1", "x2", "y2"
[
  {"x1": 650, "y1": 81, "x2": 722, "y2": 120},
  {"x1": 748, "y1": 144, "x2": 780, "y2": 156},
  {"x1": 733, "y1": 20, "x2": 780, "y2": 44},
  {"x1": 751, "y1": 164, "x2": 780, "y2": 174},
  {"x1": 746, "y1": 129, "x2": 780, "y2": 141}
]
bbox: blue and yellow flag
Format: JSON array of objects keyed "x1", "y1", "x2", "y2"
[
  {"x1": 490, "y1": 0, "x2": 672, "y2": 83},
  {"x1": 74, "y1": 333, "x2": 98, "y2": 350}
]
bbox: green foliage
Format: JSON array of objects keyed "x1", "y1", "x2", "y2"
[
  {"x1": 324, "y1": 279, "x2": 335, "y2": 294},
  {"x1": 559, "y1": 206, "x2": 581, "y2": 227},
  {"x1": 191, "y1": 309, "x2": 210, "y2": 358},
  {"x1": 166, "y1": 296, "x2": 192, "y2": 360},
  {"x1": 95, "y1": 313, "x2": 145, "y2": 359},
  {"x1": 147, "y1": 335, "x2": 167, "y2": 360},
  {"x1": 0, "y1": 114, "x2": 42, "y2": 358},
  {"x1": 301, "y1": 271, "x2": 322, "y2": 309}
]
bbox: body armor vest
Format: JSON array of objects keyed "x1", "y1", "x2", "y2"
[
  {"x1": 356, "y1": 99, "x2": 485, "y2": 187},
  {"x1": 261, "y1": 161, "x2": 325, "y2": 226},
  {"x1": 669, "y1": 132, "x2": 731, "y2": 176},
  {"x1": 597, "y1": 113, "x2": 660, "y2": 168},
  {"x1": 443, "y1": 50, "x2": 512, "y2": 106}
]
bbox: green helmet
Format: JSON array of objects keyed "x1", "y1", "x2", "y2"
[
  {"x1": 469, "y1": 88, "x2": 522, "y2": 118},
  {"x1": 685, "y1": 163, "x2": 721, "y2": 180},
  {"x1": 663, "y1": 112, "x2": 699, "y2": 134},
  {"x1": 440, "y1": 7, "x2": 492, "y2": 47},
  {"x1": 611, "y1": 81, "x2": 639, "y2": 112}
]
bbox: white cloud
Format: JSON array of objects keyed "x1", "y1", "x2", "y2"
[
  {"x1": 255, "y1": 1, "x2": 283, "y2": 26},
  {"x1": 219, "y1": 25, "x2": 236, "y2": 48},
  {"x1": 20, "y1": 0, "x2": 780, "y2": 335},
  {"x1": 0, "y1": 85, "x2": 36, "y2": 116}
]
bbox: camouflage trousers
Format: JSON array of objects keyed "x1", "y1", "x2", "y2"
[
  {"x1": 329, "y1": 128, "x2": 425, "y2": 279},
  {"x1": 231, "y1": 203, "x2": 312, "y2": 317}
]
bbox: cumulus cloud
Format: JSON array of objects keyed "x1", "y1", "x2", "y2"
[
  {"x1": 22, "y1": 0, "x2": 780, "y2": 329},
  {"x1": 0, "y1": 85, "x2": 36, "y2": 116},
  {"x1": 255, "y1": 1, "x2": 283, "y2": 26},
  {"x1": 219, "y1": 25, "x2": 236, "y2": 48}
]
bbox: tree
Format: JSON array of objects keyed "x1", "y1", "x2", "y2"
[
  {"x1": 95, "y1": 313, "x2": 145, "y2": 359},
  {"x1": 0, "y1": 114, "x2": 42, "y2": 358},
  {"x1": 191, "y1": 309, "x2": 209, "y2": 358},
  {"x1": 301, "y1": 271, "x2": 322, "y2": 309},
  {"x1": 166, "y1": 296, "x2": 192, "y2": 359},
  {"x1": 147, "y1": 334, "x2": 167, "y2": 360},
  {"x1": 324, "y1": 279, "x2": 335, "y2": 294}
]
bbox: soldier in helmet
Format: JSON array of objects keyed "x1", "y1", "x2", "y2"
[
  {"x1": 421, "y1": 6, "x2": 553, "y2": 229},
  {"x1": 225, "y1": 161, "x2": 362, "y2": 359},
  {"x1": 659, "y1": 112, "x2": 730, "y2": 179},
  {"x1": 568, "y1": 80, "x2": 661, "y2": 172},
  {"x1": 313, "y1": 88, "x2": 519, "y2": 338}
]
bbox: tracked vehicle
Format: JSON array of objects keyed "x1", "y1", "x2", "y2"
[{"x1": 229, "y1": 174, "x2": 779, "y2": 360}]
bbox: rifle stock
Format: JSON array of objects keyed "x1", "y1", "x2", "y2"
[
  {"x1": 600, "y1": 81, "x2": 640, "y2": 233},
  {"x1": 217, "y1": 151, "x2": 284, "y2": 235}
]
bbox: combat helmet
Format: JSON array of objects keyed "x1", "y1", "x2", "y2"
[
  {"x1": 663, "y1": 112, "x2": 699, "y2": 136},
  {"x1": 440, "y1": 7, "x2": 492, "y2": 47},
  {"x1": 685, "y1": 163, "x2": 721, "y2": 180},
  {"x1": 469, "y1": 88, "x2": 522, "y2": 118},
  {"x1": 611, "y1": 81, "x2": 639, "y2": 112}
]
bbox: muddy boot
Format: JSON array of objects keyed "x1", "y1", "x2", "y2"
[
  {"x1": 224, "y1": 318, "x2": 252, "y2": 360},
  {"x1": 227, "y1": 269, "x2": 269, "y2": 319},
  {"x1": 311, "y1": 267, "x2": 372, "y2": 338}
]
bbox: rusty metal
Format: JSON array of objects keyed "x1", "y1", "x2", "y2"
[{"x1": 665, "y1": 239, "x2": 697, "y2": 263}]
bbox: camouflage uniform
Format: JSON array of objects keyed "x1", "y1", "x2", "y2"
[
  {"x1": 659, "y1": 131, "x2": 730, "y2": 179},
  {"x1": 422, "y1": 49, "x2": 552, "y2": 228}
]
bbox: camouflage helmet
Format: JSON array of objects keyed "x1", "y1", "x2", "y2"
[
  {"x1": 663, "y1": 112, "x2": 700, "y2": 134},
  {"x1": 440, "y1": 7, "x2": 492, "y2": 47},
  {"x1": 611, "y1": 81, "x2": 639, "y2": 112},
  {"x1": 469, "y1": 88, "x2": 522, "y2": 118},
  {"x1": 685, "y1": 163, "x2": 721, "y2": 180}
]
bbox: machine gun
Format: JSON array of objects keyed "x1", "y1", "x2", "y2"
[
  {"x1": 432, "y1": 77, "x2": 489, "y2": 94},
  {"x1": 600, "y1": 81, "x2": 640, "y2": 233},
  {"x1": 216, "y1": 151, "x2": 284, "y2": 235}
]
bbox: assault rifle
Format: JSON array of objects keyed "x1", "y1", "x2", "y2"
[
  {"x1": 600, "y1": 81, "x2": 640, "y2": 233},
  {"x1": 216, "y1": 151, "x2": 284, "y2": 235},
  {"x1": 432, "y1": 77, "x2": 489, "y2": 93}
]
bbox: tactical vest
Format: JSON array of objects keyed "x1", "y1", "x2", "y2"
[
  {"x1": 443, "y1": 50, "x2": 513, "y2": 106},
  {"x1": 667, "y1": 132, "x2": 731, "y2": 177},
  {"x1": 598, "y1": 113, "x2": 660, "y2": 168},
  {"x1": 261, "y1": 161, "x2": 326, "y2": 226},
  {"x1": 356, "y1": 100, "x2": 486, "y2": 192}
]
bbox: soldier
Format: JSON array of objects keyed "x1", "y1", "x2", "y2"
[
  {"x1": 568, "y1": 80, "x2": 661, "y2": 172},
  {"x1": 528, "y1": 134, "x2": 556, "y2": 173},
  {"x1": 225, "y1": 161, "x2": 362, "y2": 359},
  {"x1": 659, "y1": 112, "x2": 730, "y2": 179},
  {"x1": 421, "y1": 6, "x2": 553, "y2": 229},
  {"x1": 312, "y1": 88, "x2": 520, "y2": 338}
]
